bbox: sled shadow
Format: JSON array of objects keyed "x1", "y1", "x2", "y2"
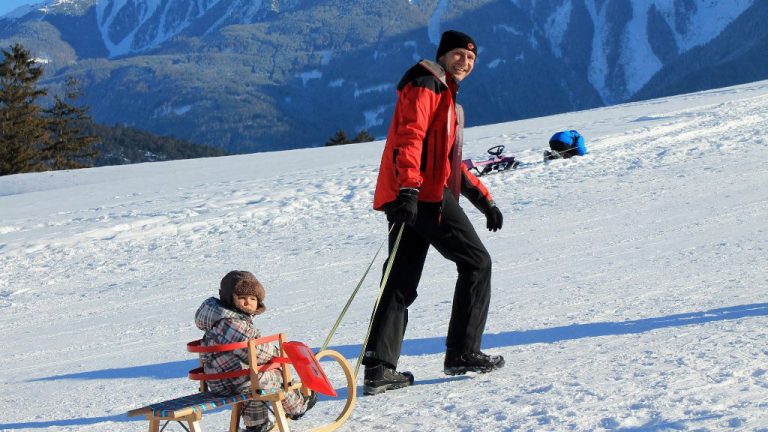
[
  {"x1": 29, "y1": 358, "x2": 197, "y2": 382},
  {"x1": 0, "y1": 414, "x2": 137, "y2": 429}
]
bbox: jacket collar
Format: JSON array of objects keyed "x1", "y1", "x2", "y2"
[{"x1": 418, "y1": 59, "x2": 459, "y2": 94}]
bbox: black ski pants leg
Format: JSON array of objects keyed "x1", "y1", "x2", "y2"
[
  {"x1": 362, "y1": 218, "x2": 430, "y2": 369},
  {"x1": 364, "y1": 190, "x2": 492, "y2": 368}
]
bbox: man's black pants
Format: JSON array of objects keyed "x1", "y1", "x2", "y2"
[{"x1": 364, "y1": 190, "x2": 492, "y2": 368}]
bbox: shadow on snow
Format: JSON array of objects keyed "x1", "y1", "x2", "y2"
[
  {"x1": 333, "y1": 302, "x2": 768, "y2": 359},
  {"x1": 6, "y1": 302, "x2": 766, "y2": 429}
]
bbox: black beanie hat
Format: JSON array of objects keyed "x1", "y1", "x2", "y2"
[{"x1": 436, "y1": 30, "x2": 477, "y2": 61}]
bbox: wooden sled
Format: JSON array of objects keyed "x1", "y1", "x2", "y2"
[{"x1": 127, "y1": 333, "x2": 356, "y2": 432}]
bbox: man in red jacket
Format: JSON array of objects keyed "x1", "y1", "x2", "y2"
[{"x1": 363, "y1": 30, "x2": 505, "y2": 396}]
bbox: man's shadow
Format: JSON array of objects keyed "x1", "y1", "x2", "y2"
[{"x1": 332, "y1": 302, "x2": 768, "y2": 358}]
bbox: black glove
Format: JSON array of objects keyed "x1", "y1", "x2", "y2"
[
  {"x1": 485, "y1": 205, "x2": 503, "y2": 232},
  {"x1": 384, "y1": 188, "x2": 419, "y2": 225}
]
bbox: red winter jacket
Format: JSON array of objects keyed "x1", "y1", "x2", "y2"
[{"x1": 373, "y1": 60, "x2": 493, "y2": 212}]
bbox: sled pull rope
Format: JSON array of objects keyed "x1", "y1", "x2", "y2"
[
  {"x1": 355, "y1": 223, "x2": 406, "y2": 378},
  {"x1": 320, "y1": 223, "x2": 397, "y2": 352}
]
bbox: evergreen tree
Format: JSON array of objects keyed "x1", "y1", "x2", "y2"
[
  {"x1": 0, "y1": 43, "x2": 48, "y2": 175},
  {"x1": 352, "y1": 129, "x2": 374, "y2": 143},
  {"x1": 325, "y1": 129, "x2": 351, "y2": 146},
  {"x1": 43, "y1": 76, "x2": 99, "y2": 170}
]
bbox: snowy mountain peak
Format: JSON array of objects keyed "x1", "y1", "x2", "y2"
[
  {"x1": 93, "y1": 0, "x2": 304, "y2": 57},
  {"x1": 577, "y1": 0, "x2": 755, "y2": 104},
  {"x1": 40, "y1": 0, "x2": 93, "y2": 12},
  {"x1": 1, "y1": 0, "x2": 97, "y2": 17}
]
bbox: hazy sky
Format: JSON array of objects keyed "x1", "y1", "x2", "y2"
[{"x1": 0, "y1": 1, "x2": 39, "y2": 16}]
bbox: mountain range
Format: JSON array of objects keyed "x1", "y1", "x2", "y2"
[{"x1": 1, "y1": 0, "x2": 764, "y2": 153}]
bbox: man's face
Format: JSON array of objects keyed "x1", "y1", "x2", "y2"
[{"x1": 441, "y1": 48, "x2": 475, "y2": 82}]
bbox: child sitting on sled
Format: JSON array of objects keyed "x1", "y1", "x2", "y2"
[{"x1": 195, "y1": 270, "x2": 317, "y2": 432}]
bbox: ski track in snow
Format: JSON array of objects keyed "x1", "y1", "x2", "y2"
[{"x1": 1, "y1": 81, "x2": 768, "y2": 431}]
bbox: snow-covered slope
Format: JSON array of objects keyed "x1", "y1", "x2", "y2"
[{"x1": 1, "y1": 80, "x2": 768, "y2": 431}]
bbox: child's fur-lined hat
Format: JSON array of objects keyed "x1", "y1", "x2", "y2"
[{"x1": 219, "y1": 270, "x2": 266, "y2": 315}]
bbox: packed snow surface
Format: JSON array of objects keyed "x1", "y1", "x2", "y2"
[{"x1": 1, "y1": 80, "x2": 768, "y2": 431}]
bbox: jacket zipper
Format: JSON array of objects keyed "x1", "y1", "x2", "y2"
[{"x1": 432, "y1": 128, "x2": 438, "y2": 179}]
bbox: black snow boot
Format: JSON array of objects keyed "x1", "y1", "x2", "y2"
[
  {"x1": 288, "y1": 390, "x2": 318, "y2": 420},
  {"x1": 443, "y1": 350, "x2": 505, "y2": 376},
  {"x1": 306, "y1": 389, "x2": 319, "y2": 411},
  {"x1": 243, "y1": 419, "x2": 274, "y2": 432},
  {"x1": 363, "y1": 364, "x2": 414, "y2": 395}
]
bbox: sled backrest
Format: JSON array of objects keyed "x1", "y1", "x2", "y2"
[
  {"x1": 187, "y1": 334, "x2": 338, "y2": 399},
  {"x1": 187, "y1": 333, "x2": 291, "y2": 394}
]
